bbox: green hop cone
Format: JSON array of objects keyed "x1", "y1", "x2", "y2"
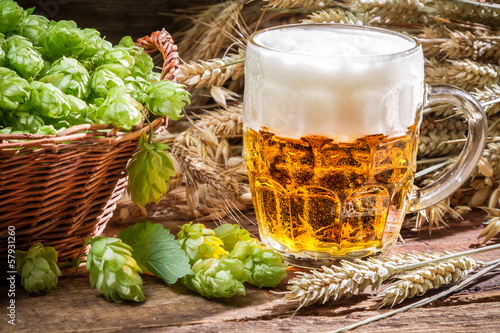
[
  {"x1": 177, "y1": 222, "x2": 228, "y2": 266},
  {"x1": 144, "y1": 80, "x2": 190, "y2": 120},
  {"x1": 0, "y1": 67, "x2": 30, "y2": 110},
  {"x1": 28, "y1": 81, "x2": 72, "y2": 118},
  {"x1": 5, "y1": 35, "x2": 44, "y2": 79},
  {"x1": 95, "y1": 87, "x2": 142, "y2": 130},
  {"x1": 103, "y1": 47, "x2": 135, "y2": 69},
  {"x1": 183, "y1": 258, "x2": 249, "y2": 299},
  {"x1": 3, "y1": 108, "x2": 45, "y2": 133},
  {"x1": 16, "y1": 14, "x2": 49, "y2": 48},
  {"x1": 230, "y1": 239, "x2": 288, "y2": 288},
  {"x1": 0, "y1": 34, "x2": 6, "y2": 67},
  {"x1": 86, "y1": 236, "x2": 145, "y2": 303},
  {"x1": 40, "y1": 56, "x2": 90, "y2": 99},
  {"x1": 43, "y1": 20, "x2": 86, "y2": 60},
  {"x1": 15, "y1": 243, "x2": 62, "y2": 294},
  {"x1": 123, "y1": 76, "x2": 151, "y2": 103},
  {"x1": 126, "y1": 132, "x2": 176, "y2": 207},
  {"x1": 118, "y1": 36, "x2": 154, "y2": 77},
  {"x1": 214, "y1": 224, "x2": 252, "y2": 252},
  {"x1": 89, "y1": 68, "x2": 124, "y2": 99},
  {"x1": 0, "y1": 0, "x2": 24, "y2": 35},
  {"x1": 79, "y1": 28, "x2": 103, "y2": 60}
]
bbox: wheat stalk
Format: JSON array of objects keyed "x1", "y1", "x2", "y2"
[
  {"x1": 380, "y1": 256, "x2": 482, "y2": 307},
  {"x1": 433, "y1": 0, "x2": 500, "y2": 27},
  {"x1": 302, "y1": 8, "x2": 367, "y2": 25},
  {"x1": 286, "y1": 253, "x2": 442, "y2": 310},
  {"x1": 177, "y1": 49, "x2": 245, "y2": 89},
  {"x1": 348, "y1": 0, "x2": 429, "y2": 24},
  {"x1": 176, "y1": 1, "x2": 244, "y2": 62},
  {"x1": 418, "y1": 115, "x2": 467, "y2": 158},
  {"x1": 192, "y1": 103, "x2": 243, "y2": 138},
  {"x1": 425, "y1": 57, "x2": 500, "y2": 91},
  {"x1": 263, "y1": 0, "x2": 329, "y2": 10},
  {"x1": 333, "y1": 259, "x2": 500, "y2": 333},
  {"x1": 420, "y1": 27, "x2": 500, "y2": 61}
]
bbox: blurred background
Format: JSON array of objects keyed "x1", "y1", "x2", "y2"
[{"x1": 17, "y1": 0, "x2": 217, "y2": 44}]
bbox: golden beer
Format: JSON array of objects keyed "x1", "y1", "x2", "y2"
[{"x1": 244, "y1": 124, "x2": 418, "y2": 260}]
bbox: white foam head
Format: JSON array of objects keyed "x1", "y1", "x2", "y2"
[{"x1": 243, "y1": 24, "x2": 425, "y2": 141}]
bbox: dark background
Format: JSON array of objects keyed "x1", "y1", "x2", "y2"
[{"x1": 17, "y1": 0, "x2": 217, "y2": 44}]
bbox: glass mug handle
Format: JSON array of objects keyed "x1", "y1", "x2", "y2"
[{"x1": 409, "y1": 84, "x2": 488, "y2": 212}]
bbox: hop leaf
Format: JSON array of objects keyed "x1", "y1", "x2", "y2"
[
  {"x1": 0, "y1": 0, "x2": 25, "y2": 35},
  {"x1": 0, "y1": 67, "x2": 30, "y2": 110},
  {"x1": 5, "y1": 35, "x2": 44, "y2": 78},
  {"x1": 86, "y1": 236, "x2": 145, "y2": 303},
  {"x1": 15, "y1": 243, "x2": 62, "y2": 294},
  {"x1": 118, "y1": 221, "x2": 192, "y2": 285},
  {"x1": 40, "y1": 56, "x2": 90, "y2": 99},
  {"x1": 16, "y1": 14, "x2": 49, "y2": 47},
  {"x1": 28, "y1": 81, "x2": 72, "y2": 118},
  {"x1": 182, "y1": 258, "x2": 249, "y2": 299},
  {"x1": 144, "y1": 80, "x2": 190, "y2": 120},
  {"x1": 126, "y1": 132, "x2": 177, "y2": 207},
  {"x1": 230, "y1": 239, "x2": 288, "y2": 288},
  {"x1": 177, "y1": 222, "x2": 228, "y2": 266},
  {"x1": 214, "y1": 224, "x2": 252, "y2": 252}
]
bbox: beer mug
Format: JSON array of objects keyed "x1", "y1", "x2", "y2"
[{"x1": 243, "y1": 24, "x2": 488, "y2": 267}]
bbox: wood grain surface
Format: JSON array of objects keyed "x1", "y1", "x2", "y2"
[{"x1": 1, "y1": 205, "x2": 499, "y2": 333}]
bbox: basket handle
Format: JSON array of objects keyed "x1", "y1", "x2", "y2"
[{"x1": 136, "y1": 28, "x2": 180, "y2": 82}]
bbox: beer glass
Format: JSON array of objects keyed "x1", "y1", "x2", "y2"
[{"x1": 243, "y1": 24, "x2": 488, "y2": 267}]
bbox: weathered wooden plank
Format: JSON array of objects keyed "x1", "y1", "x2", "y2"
[{"x1": 1, "y1": 207, "x2": 499, "y2": 332}]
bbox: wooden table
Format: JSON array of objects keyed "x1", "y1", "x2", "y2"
[{"x1": 2, "y1": 207, "x2": 499, "y2": 333}]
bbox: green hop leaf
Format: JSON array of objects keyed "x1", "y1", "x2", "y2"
[
  {"x1": 86, "y1": 236, "x2": 145, "y2": 303},
  {"x1": 177, "y1": 222, "x2": 228, "y2": 266},
  {"x1": 16, "y1": 14, "x2": 49, "y2": 47},
  {"x1": 15, "y1": 243, "x2": 62, "y2": 294},
  {"x1": 214, "y1": 224, "x2": 252, "y2": 252},
  {"x1": 43, "y1": 20, "x2": 86, "y2": 60},
  {"x1": 89, "y1": 68, "x2": 124, "y2": 99},
  {"x1": 0, "y1": 67, "x2": 30, "y2": 110},
  {"x1": 182, "y1": 258, "x2": 249, "y2": 299},
  {"x1": 95, "y1": 87, "x2": 142, "y2": 130},
  {"x1": 40, "y1": 56, "x2": 90, "y2": 99},
  {"x1": 0, "y1": 0, "x2": 24, "y2": 35},
  {"x1": 230, "y1": 239, "x2": 288, "y2": 288},
  {"x1": 126, "y1": 132, "x2": 177, "y2": 207},
  {"x1": 5, "y1": 35, "x2": 44, "y2": 78},
  {"x1": 118, "y1": 221, "x2": 192, "y2": 285},
  {"x1": 28, "y1": 81, "x2": 72, "y2": 118},
  {"x1": 144, "y1": 80, "x2": 190, "y2": 120}
]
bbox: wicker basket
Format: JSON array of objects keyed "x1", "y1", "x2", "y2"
[{"x1": 0, "y1": 29, "x2": 179, "y2": 272}]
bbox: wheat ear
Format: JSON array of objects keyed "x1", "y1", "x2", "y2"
[
  {"x1": 348, "y1": 0, "x2": 429, "y2": 24},
  {"x1": 263, "y1": 0, "x2": 329, "y2": 9},
  {"x1": 177, "y1": 49, "x2": 245, "y2": 89},
  {"x1": 433, "y1": 0, "x2": 500, "y2": 27},
  {"x1": 380, "y1": 256, "x2": 483, "y2": 307},
  {"x1": 286, "y1": 253, "x2": 442, "y2": 310},
  {"x1": 193, "y1": 103, "x2": 243, "y2": 138},
  {"x1": 302, "y1": 8, "x2": 367, "y2": 25},
  {"x1": 425, "y1": 58, "x2": 500, "y2": 91},
  {"x1": 418, "y1": 115, "x2": 467, "y2": 158}
]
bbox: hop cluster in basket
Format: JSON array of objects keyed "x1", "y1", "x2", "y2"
[{"x1": 0, "y1": 0, "x2": 189, "y2": 135}]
